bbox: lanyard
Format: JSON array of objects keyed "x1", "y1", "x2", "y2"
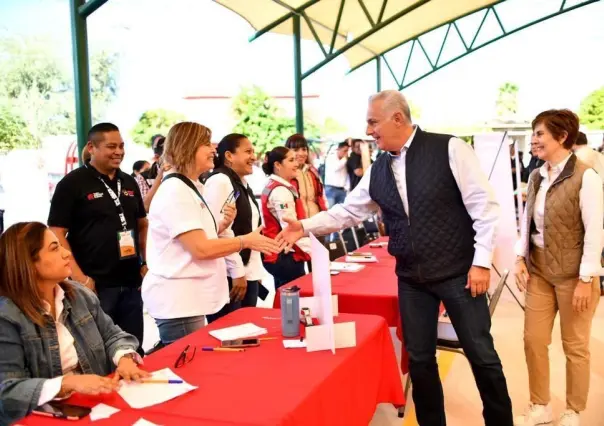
[
  {"x1": 162, "y1": 173, "x2": 217, "y2": 232},
  {"x1": 98, "y1": 177, "x2": 129, "y2": 232}
]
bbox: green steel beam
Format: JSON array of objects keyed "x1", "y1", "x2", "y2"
[
  {"x1": 376, "y1": 56, "x2": 382, "y2": 92},
  {"x1": 349, "y1": 0, "x2": 599, "y2": 80},
  {"x1": 301, "y1": 11, "x2": 327, "y2": 57},
  {"x1": 249, "y1": 0, "x2": 321, "y2": 42},
  {"x1": 377, "y1": 0, "x2": 388, "y2": 24},
  {"x1": 301, "y1": 0, "x2": 431, "y2": 79},
  {"x1": 358, "y1": 0, "x2": 375, "y2": 26},
  {"x1": 434, "y1": 23, "x2": 452, "y2": 66},
  {"x1": 469, "y1": 8, "x2": 490, "y2": 49},
  {"x1": 293, "y1": 15, "x2": 304, "y2": 134},
  {"x1": 350, "y1": 0, "x2": 507, "y2": 72},
  {"x1": 70, "y1": 0, "x2": 93, "y2": 163},
  {"x1": 79, "y1": 0, "x2": 108, "y2": 18},
  {"x1": 400, "y1": 39, "x2": 415, "y2": 87},
  {"x1": 382, "y1": 55, "x2": 400, "y2": 87},
  {"x1": 393, "y1": 0, "x2": 600, "y2": 91},
  {"x1": 329, "y1": 0, "x2": 346, "y2": 55}
]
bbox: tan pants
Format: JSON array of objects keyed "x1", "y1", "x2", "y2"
[{"x1": 525, "y1": 247, "x2": 600, "y2": 412}]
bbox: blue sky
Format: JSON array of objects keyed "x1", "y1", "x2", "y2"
[{"x1": 1, "y1": 0, "x2": 603, "y2": 136}]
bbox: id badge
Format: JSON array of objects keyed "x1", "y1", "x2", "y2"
[{"x1": 117, "y1": 230, "x2": 137, "y2": 259}]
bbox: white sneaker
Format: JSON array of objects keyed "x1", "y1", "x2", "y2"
[
  {"x1": 513, "y1": 403, "x2": 553, "y2": 426},
  {"x1": 558, "y1": 410, "x2": 579, "y2": 426}
]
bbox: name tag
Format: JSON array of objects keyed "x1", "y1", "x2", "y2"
[{"x1": 117, "y1": 230, "x2": 137, "y2": 259}]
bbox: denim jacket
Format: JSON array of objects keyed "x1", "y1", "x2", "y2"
[{"x1": 0, "y1": 281, "x2": 139, "y2": 425}]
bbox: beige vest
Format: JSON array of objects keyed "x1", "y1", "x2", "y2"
[{"x1": 524, "y1": 155, "x2": 589, "y2": 279}]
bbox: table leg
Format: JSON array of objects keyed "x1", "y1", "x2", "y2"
[{"x1": 397, "y1": 374, "x2": 411, "y2": 418}]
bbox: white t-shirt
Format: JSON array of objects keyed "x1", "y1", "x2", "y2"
[{"x1": 142, "y1": 174, "x2": 229, "y2": 319}]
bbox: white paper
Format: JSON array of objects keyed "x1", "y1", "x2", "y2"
[
  {"x1": 283, "y1": 339, "x2": 307, "y2": 349},
  {"x1": 208, "y1": 323, "x2": 267, "y2": 342},
  {"x1": 118, "y1": 368, "x2": 196, "y2": 409},
  {"x1": 310, "y1": 233, "x2": 335, "y2": 354},
  {"x1": 330, "y1": 262, "x2": 365, "y2": 272},
  {"x1": 133, "y1": 419, "x2": 161, "y2": 426},
  {"x1": 345, "y1": 255, "x2": 377, "y2": 263},
  {"x1": 89, "y1": 403, "x2": 120, "y2": 421}
]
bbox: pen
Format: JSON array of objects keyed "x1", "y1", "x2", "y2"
[
  {"x1": 202, "y1": 347, "x2": 245, "y2": 352},
  {"x1": 258, "y1": 337, "x2": 278, "y2": 341},
  {"x1": 141, "y1": 379, "x2": 184, "y2": 384}
]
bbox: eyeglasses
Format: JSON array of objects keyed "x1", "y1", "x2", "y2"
[{"x1": 174, "y1": 344, "x2": 196, "y2": 369}]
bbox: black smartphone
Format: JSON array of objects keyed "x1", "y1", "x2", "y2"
[
  {"x1": 221, "y1": 338, "x2": 260, "y2": 348},
  {"x1": 32, "y1": 402, "x2": 91, "y2": 420}
]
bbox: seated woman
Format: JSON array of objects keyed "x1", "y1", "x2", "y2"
[
  {"x1": 0, "y1": 222, "x2": 149, "y2": 424},
  {"x1": 142, "y1": 122, "x2": 281, "y2": 345},
  {"x1": 261, "y1": 147, "x2": 311, "y2": 289}
]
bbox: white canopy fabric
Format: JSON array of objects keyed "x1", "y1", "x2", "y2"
[{"x1": 214, "y1": 0, "x2": 501, "y2": 73}]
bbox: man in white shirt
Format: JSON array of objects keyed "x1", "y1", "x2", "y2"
[
  {"x1": 324, "y1": 142, "x2": 350, "y2": 207},
  {"x1": 277, "y1": 90, "x2": 513, "y2": 426}
]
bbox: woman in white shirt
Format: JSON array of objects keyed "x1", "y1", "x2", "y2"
[
  {"x1": 204, "y1": 134, "x2": 264, "y2": 321},
  {"x1": 260, "y1": 147, "x2": 311, "y2": 289},
  {"x1": 514, "y1": 110, "x2": 603, "y2": 426},
  {"x1": 142, "y1": 122, "x2": 281, "y2": 345}
]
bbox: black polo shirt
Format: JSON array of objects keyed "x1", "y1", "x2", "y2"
[{"x1": 48, "y1": 163, "x2": 146, "y2": 288}]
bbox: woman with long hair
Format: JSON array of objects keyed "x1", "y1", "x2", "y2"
[
  {"x1": 514, "y1": 110, "x2": 603, "y2": 426},
  {"x1": 261, "y1": 147, "x2": 310, "y2": 289},
  {"x1": 204, "y1": 133, "x2": 264, "y2": 320},
  {"x1": 142, "y1": 122, "x2": 281, "y2": 344},
  {"x1": 0, "y1": 222, "x2": 149, "y2": 424},
  {"x1": 285, "y1": 134, "x2": 327, "y2": 218}
]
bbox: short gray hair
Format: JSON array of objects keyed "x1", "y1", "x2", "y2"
[{"x1": 369, "y1": 90, "x2": 412, "y2": 123}]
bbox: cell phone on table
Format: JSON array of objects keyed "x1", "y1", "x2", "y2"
[
  {"x1": 221, "y1": 338, "x2": 260, "y2": 348},
  {"x1": 32, "y1": 402, "x2": 91, "y2": 420}
]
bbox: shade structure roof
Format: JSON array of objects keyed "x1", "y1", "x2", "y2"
[{"x1": 214, "y1": 0, "x2": 502, "y2": 75}]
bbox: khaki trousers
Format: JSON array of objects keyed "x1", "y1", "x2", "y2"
[{"x1": 525, "y1": 247, "x2": 599, "y2": 412}]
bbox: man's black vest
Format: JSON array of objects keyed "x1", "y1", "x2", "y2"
[
  {"x1": 205, "y1": 167, "x2": 261, "y2": 265},
  {"x1": 369, "y1": 128, "x2": 476, "y2": 282}
]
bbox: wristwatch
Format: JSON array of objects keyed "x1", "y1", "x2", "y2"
[{"x1": 579, "y1": 276, "x2": 592, "y2": 283}]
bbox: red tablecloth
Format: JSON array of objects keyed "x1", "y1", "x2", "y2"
[
  {"x1": 20, "y1": 308, "x2": 404, "y2": 426},
  {"x1": 273, "y1": 237, "x2": 416, "y2": 373}
]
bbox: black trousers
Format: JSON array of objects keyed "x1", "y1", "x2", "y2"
[
  {"x1": 398, "y1": 274, "x2": 513, "y2": 426},
  {"x1": 97, "y1": 286, "x2": 144, "y2": 356},
  {"x1": 263, "y1": 252, "x2": 306, "y2": 291}
]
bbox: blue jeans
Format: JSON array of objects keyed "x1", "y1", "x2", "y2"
[
  {"x1": 97, "y1": 286, "x2": 144, "y2": 355},
  {"x1": 325, "y1": 185, "x2": 347, "y2": 207},
  {"x1": 206, "y1": 279, "x2": 260, "y2": 324},
  {"x1": 398, "y1": 274, "x2": 513, "y2": 426},
  {"x1": 155, "y1": 316, "x2": 205, "y2": 345}
]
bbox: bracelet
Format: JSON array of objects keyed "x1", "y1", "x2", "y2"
[
  {"x1": 83, "y1": 277, "x2": 90, "y2": 286},
  {"x1": 237, "y1": 236, "x2": 243, "y2": 252},
  {"x1": 515, "y1": 257, "x2": 526, "y2": 264}
]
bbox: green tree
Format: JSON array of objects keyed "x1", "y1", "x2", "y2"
[
  {"x1": 496, "y1": 82, "x2": 519, "y2": 118},
  {"x1": 131, "y1": 109, "x2": 187, "y2": 146},
  {"x1": 0, "y1": 106, "x2": 38, "y2": 151},
  {"x1": 579, "y1": 87, "x2": 604, "y2": 129},
  {"x1": 232, "y1": 85, "x2": 321, "y2": 155},
  {"x1": 0, "y1": 36, "x2": 119, "y2": 142}
]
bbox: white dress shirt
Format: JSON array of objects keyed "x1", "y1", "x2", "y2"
[
  {"x1": 302, "y1": 128, "x2": 500, "y2": 268},
  {"x1": 267, "y1": 175, "x2": 311, "y2": 253},
  {"x1": 38, "y1": 285, "x2": 136, "y2": 407},
  {"x1": 142, "y1": 174, "x2": 229, "y2": 319},
  {"x1": 514, "y1": 154, "x2": 603, "y2": 276},
  {"x1": 324, "y1": 153, "x2": 349, "y2": 189},
  {"x1": 574, "y1": 145, "x2": 604, "y2": 183},
  {"x1": 204, "y1": 173, "x2": 264, "y2": 281}
]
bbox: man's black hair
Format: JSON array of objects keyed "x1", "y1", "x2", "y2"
[{"x1": 88, "y1": 122, "x2": 119, "y2": 145}]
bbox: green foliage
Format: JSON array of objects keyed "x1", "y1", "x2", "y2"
[
  {"x1": 0, "y1": 36, "x2": 119, "y2": 147},
  {"x1": 496, "y1": 82, "x2": 519, "y2": 118},
  {"x1": 131, "y1": 109, "x2": 187, "y2": 146},
  {"x1": 232, "y1": 86, "x2": 322, "y2": 155},
  {"x1": 0, "y1": 106, "x2": 38, "y2": 152},
  {"x1": 579, "y1": 87, "x2": 604, "y2": 130}
]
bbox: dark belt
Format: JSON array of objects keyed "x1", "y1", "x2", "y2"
[{"x1": 326, "y1": 185, "x2": 345, "y2": 191}]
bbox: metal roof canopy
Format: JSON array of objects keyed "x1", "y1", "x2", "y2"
[
  {"x1": 69, "y1": 0, "x2": 600, "y2": 158},
  {"x1": 215, "y1": 0, "x2": 601, "y2": 133}
]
